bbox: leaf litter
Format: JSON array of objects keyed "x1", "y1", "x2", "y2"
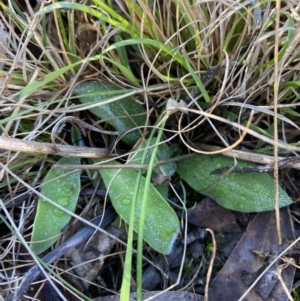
[
  {"x1": 2, "y1": 0, "x2": 300, "y2": 300},
  {"x1": 208, "y1": 207, "x2": 296, "y2": 300}
]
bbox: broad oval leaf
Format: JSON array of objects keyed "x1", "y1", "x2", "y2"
[
  {"x1": 31, "y1": 157, "x2": 81, "y2": 254},
  {"x1": 177, "y1": 154, "x2": 293, "y2": 212},
  {"x1": 99, "y1": 160, "x2": 180, "y2": 254},
  {"x1": 74, "y1": 81, "x2": 147, "y2": 146}
]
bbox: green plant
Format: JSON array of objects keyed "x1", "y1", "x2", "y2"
[
  {"x1": 98, "y1": 159, "x2": 180, "y2": 254},
  {"x1": 177, "y1": 154, "x2": 293, "y2": 212},
  {"x1": 2, "y1": 0, "x2": 300, "y2": 300},
  {"x1": 30, "y1": 157, "x2": 81, "y2": 254}
]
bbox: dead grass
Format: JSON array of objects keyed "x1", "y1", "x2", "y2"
[{"x1": 1, "y1": 0, "x2": 300, "y2": 300}]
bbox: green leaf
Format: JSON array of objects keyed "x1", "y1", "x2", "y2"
[
  {"x1": 98, "y1": 160, "x2": 180, "y2": 254},
  {"x1": 177, "y1": 154, "x2": 293, "y2": 212},
  {"x1": 129, "y1": 138, "x2": 176, "y2": 197},
  {"x1": 129, "y1": 137, "x2": 176, "y2": 177},
  {"x1": 73, "y1": 81, "x2": 147, "y2": 146},
  {"x1": 31, "y1": 157, "x2": 81, "y2": 254}
]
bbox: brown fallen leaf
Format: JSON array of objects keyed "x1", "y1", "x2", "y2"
[
  {"x1": 185, "y1": 197, "x2": 249, "y2": 232},
  {"x1": 208, "y1": 208, "x2": 295, "y2": 301},
  {"x1": 66, "y1": 225, "x2": 123, "y2": 290}
]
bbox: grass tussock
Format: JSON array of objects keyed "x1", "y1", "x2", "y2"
[{"x1": 1, "y1": 0, "x2": 300, "y2": 300}]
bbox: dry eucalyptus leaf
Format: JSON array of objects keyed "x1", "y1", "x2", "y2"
[
  {"x1": 66, "y1": 225, "x2": 123, "y2": 290},
  {"x1": 208, "y1": 208, "x2": 295, "y2": 300}
]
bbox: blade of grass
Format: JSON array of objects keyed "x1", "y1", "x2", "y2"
[
  {"x1": 136, "y1": 115, "x2": 168, "y2": 301},
  {"x1": 119, "y1": 151, "x2": 151, "y2": 301},
  {"x1": 259, "y1": 12, "x2": 295, "y2": 68},
  {"x1": 103, "y1": 56, "x2": 140, "y2": 86},
  {"x1": 181, "y1": 52, "x2": 210, "y2": 103},
  {"x1": 36, "y1": 1, "x2": 140, "y2": 37},
  {"x1": 120, "y1": 112, "x2": 169, "y2": 301},
  {"x1": 19, "y1": 38, "x2": 189, "y2": 99}
]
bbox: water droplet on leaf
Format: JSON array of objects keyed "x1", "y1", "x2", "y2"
[
  {"x1": 122, "y1": 199, "x2": 131, "y2": 205},
  {"x1": 53, "y1": 208, "x2": 64, "y2": 217},
  {"x1": 57, "y1": 196, "x2": 69, "y2": 207}
]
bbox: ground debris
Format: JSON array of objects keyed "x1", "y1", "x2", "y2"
[{"x1": 208, "y1": 208, "x2": 295, "y2": 300}]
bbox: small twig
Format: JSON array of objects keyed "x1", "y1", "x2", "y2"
[
  {"x1": 0, "y1": 136, "x2": 114, "y2": 158},
  {"x1": 276, "y1": 262, "x2": 294, "y2": 301},
  {"x1": 204, "y1": 228, "x2": 216, "y2": 301},
  {"x1": 196, "y1": 143, "x2": 300, "y2": 170},
  {"x1": 274, "y1": 0, "x2": 282, "y2": 246},
  {"x1": 211, "y1": 156, "x2": 300, "y2": 174}
]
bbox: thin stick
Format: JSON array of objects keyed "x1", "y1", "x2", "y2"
[
  {"x1": 195, "y1": 143, "x2": 300, "y2": 170},
  {"x1": 274, "y1": 0, "x2": 281, "y2": 245},
  {"x1": 0, "y1": 136, "x2": 113, "y2": 158},
  {"x1": 204, "y1": 228, "x2": 216, "y2": 301}
]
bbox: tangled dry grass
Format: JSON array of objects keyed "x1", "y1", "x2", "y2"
[{"x1": 1, "y1": 0, "x2": 300, "y2": 300}]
